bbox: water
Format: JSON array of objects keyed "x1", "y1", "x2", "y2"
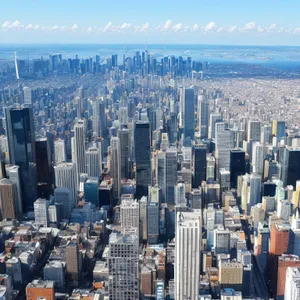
[{"x1": 0, "y1": 44, "x2": 300, "y2": 69}]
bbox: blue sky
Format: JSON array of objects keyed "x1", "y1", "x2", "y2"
[{"x1": 1, "y1": 0, "x2": 300, "y2": 45}]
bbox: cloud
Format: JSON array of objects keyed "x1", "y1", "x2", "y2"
[
  {"x1": 191, "y1": 24, "x2": 199, "y2": 32},
  {"x1": 86, "y1": 26, "x2": 93, "y2": 33},
  {"x1": 140, "y1": 23, "x2": 150, "y2": 32},
  {"x1": 2, "y1": 21, "x2": 10, "y2": 28},
  {"x1": 294, "y1": 27, "x2": 300, "y2": 34},
  {"x1": 120, "y1": 22, "x2": 131, "y2": 29},
  {"x1": 257, "y1": 26, "x2": 264, "y2": 33},
  {"x1": 8, "y1": 20, "x2": 22, "y2": 29},
  {"x1": 204, "y1": 22, "x2": 218, "y2": 32},
  {"x1": 103, "y1": 22, "x2": 113, "y2": 32},
  {"x1": 217, "y1": 27, "x2": 224, "y2": 33},
  {"x1": 228, "y1": 25, "x2": 237, "y2": 33},
  {"x1": 173, "y1": 23, "x2": 183, "y2": 32},
  {"x1": 242, "y1": 22, "x2": 256, "y2": 31},
  {"x1": 72, "y1": 24, "x2": 79, "y2": 30},
  {"x1": 25, "y1": 24, "x2": 34, "y2": 30},
  {"x1": 52, "y1": 25, "x2": 59, "y2": 30},
  {"x1": 34, "y1": 25, "x2": 40, "y2": 30},
  {"x1": 163, "y1": 20, "x2": 172, "y2": 30},
  {"x1": 269, "y1": 24, "x2": 277, "y2": 30}
]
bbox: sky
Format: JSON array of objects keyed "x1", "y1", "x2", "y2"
[{"x1": 1, "y1": 0, "x2": 300, "y2": 45}]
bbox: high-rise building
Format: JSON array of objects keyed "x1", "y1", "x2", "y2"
[
  {"x1": 190, "y1": 188, "x2": 202, "y2": 209},
  {"x1": 23, "y1": 87, "x2": 32, "y2": 104},
  {"x1": 247, "y1": 120, "x2": 261, "y2": 142},
  {"x1": 6, "y1": 257, "x2": 22, "y2": 289},
  {"x1": 252, "y1": 142, "x2": 265, "y2": 175},
  {"x1": 273, "y1": 120, "x2": 286, "y2": 141},
  {"x1": 135, "y1": 122, "x2": 151, "y2": 198},
  {"x1": 209, "y1": 113, "x2": 222, "y2": 139},
  {"x1": 166, "y1": 148, "x2": 177, "y2": 205},
  {"x1": 156, "y1": 152, "x2": 166, "y2": 203},
  {"x1": 219, "y1": 262, "x2": 243, "y2": 291},
  {"x1": 110, "y1": 137, "x2": 121, "y2": 199},
  {"x1": 193, "y1": 144, "x2": 207, "y2": 188},
  {"x1": 214, "y1": 229, "x2": 231, "y2": 254},
  {"x1": 34, "y1": 198, "x2": 50, "y2": 227},
  {"x1": 54, "y1": 162, "x2": 77, "y2": 206},
  {"x1": 44, "y1": 261, "x2": 65, "y2": 290},
  {"x1": 54, "y1": 187, "x2": 71, "y2": 219},
  {"x1": 5, "y1": 107, "x2": 37, "y2": 212},
  {"x1": 26, "y1": 280, "x2": 54, "y2": 300},
  {"x1": 147, "y1": 201, "x2": 160, "y2": 244},
  {"x1": 139, "y1": 196, "x2": 148, "y2": 241},
  {"x1": 84, "y1": 177, "x2": 99, "y2": 207},
  {"x1": 248, "y1": 173, "x2": 261, "y2": 212},
  {"x1": 85, "y1": 145, "x2": 102, "y2": 178},
  {"x1": 198, "y1": 94, "x2": 209, "y2": 138},
  {"x1": 285, "y1": 267, "x2": 300, "y2": 300},
  {"x1": 54, "y1": 139, "x2": 66, "y2": 165},
  {"x1": 72, "y1": 122, "x2": 86, "y2": 176},
  {"x1": 175, "y1": 182, "x2": 186, "y2": 205},
  {"x1": 0, "y1": 178, "x2": 19, "y2": 220},
  {"x1": 175, "y1": 210, "x2": 201, "y2": 300},
  {"x1": 282, "y1": 147, "x2": 300, "y2": 187},
  {"x1": 182, "y1": 87, "x2": 195, "y2": 139},
  {"x1": 118, "y1": 128, "x2": 131, "y2": 179},
  {"x1": 269, "y1": 224, "x2": 290, "y2": 256},
  {"x1": 230, "y1": 149, "x2": 245, "y2": 188},
  {"x1": 92, "y1": 98, "x2": 105, "y2": 138},
  {"x1": 66, "y1": 241, "x2": 80, "y2": 285},
  {"x1": 108, "y1": 232, "x2": 139, "y2": 300},
  {"x1": 120, "y1": 199, "x2": 139, "y2": 235}
]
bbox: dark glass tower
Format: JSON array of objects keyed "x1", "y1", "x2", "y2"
[
  {"x1": 183, "y1": 88, "x2": 195, "y2": 139},
  {"x1": 135, "y1": 121, "x2": 151, "y2": 199},
  {"x1": 193, "y1": 144, "x2": 207, "y2": 188},
  {"x1": 230, "y1": 149, "x2": 246, "y2": 188},
  {"x1": 35, "y1": 138, "x2": 52, "y2": 199},
  {"x1": 282, "y1": 147, "x2": 300, "y2": 187},
  {"x1": 5, "y1": 107, "x2": 37, "y2": 212}
]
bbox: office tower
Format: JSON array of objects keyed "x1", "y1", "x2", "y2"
[
  {"x1": 84, "y1": 177, "x2": 99, "y2": 207},
  {"x1": 34, "y1": 198, "x2": 50, "y2": 227},
  {"x1": 277, "y1": 199, "x2": 291, "y2": 221},
  {"x1": 230, "y1": 149, "x2": 245, "y2": 188},
  {"x1": 193, "y1": 144, "x2": 207, "y2": 188},
  {"x1": 207, "y1": 155, "x2": 215, "y2": 182},
  {"x1": 166, "y1": 148, "x2": 177, "y2": 204},
  {"x1": 190, "y1": 188, "x2": 202, "y2": 209},
  {"x1": 167, "y1": 112, "x2": 177, "y2": 144},
  {"x1": 72, "y1": 123, "x2": 86, "y2": 176},
  {"x1": 202, "y1": 182, "x2": 221, "y2": 207},
  {"x1": 269, "y1": 224, "x2": 290, "y2": 255},
  {"x1": 35, "y1": 138, "x2": 52, "y2": 198},
  {"x1": 285, "y1": 267, "x2": 300, "y2": 300},
  {"x1": 135, "y1": 122, "x2": 151, "y2": 198},
  {"x1": 219, "y1": 261, "x2": 243, "y2": 291},
  {"x1": 209, "y1": 113, "x2": 222, "y2": 139},
  {"x1": 54, "y1": 139, "x2": 66, "y2": 165},
  {"x1": 54, "y1": 162, "x2": 77, "y2": 206},
  {"x1": 157, "y1": 152, "x2": 166, "y2": 203},
  {"x1": 0, "y1": 178, "x2": 19, "y2": 220},
  {"x1": 175, "y1": 182, "x2": 186, "y2": 205},
  {"x1": 85, "y1": 145, "x2": 102, "y2": 178},
  {"x1": 119, "y1": 106, "x2": 128, "y2": 126},
  {"x1": 220, "y1": 169, "x2": 231, "y2": 192},
  {"x1": 247, "y1": 120, "x2": 261, "y2": 142},
  {"x1": 118, "y1": 128, "x2": 131, "y2": 179},
  {"x1": 249, "y1": 173, "x2": 261, "y2": 211},
  {"x1": 175, "y1": 210, "x2": 201, "y2": 300},
  {"x1": 198, "y1": 94, "x2": 209, "y2": 138},
  {"x1": 139, "y1": 196, "x2": 148, "y2": 241},
  {"x1": 216, "y1": 129, "x2": 235, "y2": 173},
  {"x1": 110, "y1": 137, "x2": 121, "y2": 199},
  {"x1": 120, "y1": 199, "x2": 139, "y2": 235},
  {"x1": 160, "y1": 133, "x2": 169, "y2": 151},
  {"x1": 181, "y1": 87, "x2": 195, "y2": 139},
  {"x1": 6, "y1": 257, "x2": 22, "y2": 289},
  {"x1": 273, "y1": 120, "x2": 286, "y2": 141},
  {"x1": 108, "y1": 232, "x2": 139, "y2": 300},
  {"x1": 214, "y1": 229, "x2": 231, "y2": 254},
  {"x1": 252, "y1": 142, "x2": 265, "y2": 175},
  {"x1": 261, "y1": 124, "x2": 272, "y2": 145},
  {"x1": 276, "y1": 254, "x2": 300, "y2": 298},
  {"x1": 264, "y1": 160, "x2": 281, "y2": 181},
  {"x1": 44, "y1": 261, "x2": 65, "y2": 290},
  {"x1": 147, "y1": 202, "x2": 160, "y2": 244},
  {"x1": 92, "y1": 98, "x2": 105, "y2": 138},
  {"x1": 282, "y1": 147, "x2": 300, "y2": 187},
  {"x1": 23, "y1": 87, "x2": 32, "y2": 104},
  {"x1": 148, "y1": 185, "x2": 161, "y2": 203},
  {"x1": 5, "y1": 107, "x2": 37, "y2": 212},
  {"x1": 66, "y1": 241, "x2": 80, "y2": 284},
  {"x1": 54, "y1": 187, "x2": 71, "y2": 218}
]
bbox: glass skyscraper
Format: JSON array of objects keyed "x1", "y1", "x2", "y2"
[
  {"x1": 183, "y1": 88, "x2": 195, "y2": 139},
  {"x1": 5, "y1": 107, "x2": 37, "y2": 212}
]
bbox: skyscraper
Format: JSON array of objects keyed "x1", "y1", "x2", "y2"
[
  {"x1": 147, "y1": 201, "x2": 160, "y2": 244},
  {"x1": 72, "y1": 122, "x2": 86, "y2": 176},
  {"x1": 193, "y1": 144, "x2": 207, "y2": 188},
  {"x1": 34, "y1": 198, "x2": 50, "y2": 227},
  {"x1": 120, "y1": 199, "x2": 139, "y2": 235},
  {"x1": 175, "y1": 210, "x2": 201, "y2": 300},
  {"x1": 5, "y1": 107, "x2": 37, "y2": 212},
  {"x1": 92, "y1": 98, "x2": 105, "y2": 138},
  {"x1": 166, "y1": 148, "x2": 177, "y2": 205},
  {"x1": 230, "y1": 149, "x2": 246, "y2": 188},
  {"x1": 247, "y1": 120, "x2": 261, "y2": 142},
  {"x1": 156, "y1": 152, "x2": 166, "y2": 203},
  {"x1": 84, "y1": 177, "x2": 99, "y2": 207},
  {"x1": 285, "y1": 267, "x2": 300, "y2": 300},
  {"x1": 0, "y1": 178, "x2": 18, "y2": 220},
  {"x1": 198, "y1": 94, "x2": 209, "y2": 139},
  {"x1": 85, "y1": 145, "x2": 102, "y2": 178},
  {"x1": 135, "y1": 122, "x2": 151, "y2": 198},
  {"x1": 118, "y1": 128, "x2": 131, "y2": 179},
  {"x1": 108, "y1": 232, "x2": 139, "y2": 300},
  {"x1": 182, "y1": 87, "x2": 195, "y2": 139},
  {"x1": 54, "y1": 139, "x2": 66, "y2": 165},
  {"x1": 66, "y1": 241, "x2": 80, "y2": 284},
  {"x1": 273, "y1": 120, "x2": 286, "y2": 141},
  {"x1": 110, "y1": 137, "x2": 121, "y2": 199},
  {"x1": 282, "y1": 147, "x2": 300, "y2": 187}
]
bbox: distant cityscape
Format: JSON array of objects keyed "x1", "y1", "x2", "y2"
[{"x1": 0, "y1": 45, "x2": 299, "y2": 300}]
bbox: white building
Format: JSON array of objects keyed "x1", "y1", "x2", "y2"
[
  {"x1": 110, "y1": 137, "x2": 121, "y2": 199},
  {"x1": 85, "y1": 145, "x2": 102, "y2": 178},
  {"x1": 285, "y1": 267, "x2": 300, "y2": 300},
  {"x1": 120, "y1": 199, "x2": 139, "y2": 235},
  {"x1": 175, "y1": 210, "x2": 202, "y2": 300},
  {"x1": 34, "y1": 198, "x2": 50, "y2": 227},
  {"x1": 54, "y1": 139, "x2": 66, "y2": 165},
  {"x1": 72, "y1": 122, "x2": 86, "y2": 176}
]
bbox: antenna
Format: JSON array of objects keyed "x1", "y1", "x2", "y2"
[{"x1": 14, "y1": 52, "x2": 20, "y2": 80}]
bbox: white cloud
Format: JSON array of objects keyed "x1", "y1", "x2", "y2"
[
  {"x1": 34, "y1": 25, "x2": 40, "y2": 30},
  {"x1": 86, "y1": 26, "x2": 93, "y2": 33},
  {"x1": 173, "y1": 23, "x2": 183, "y2": 32},
  {"x1": 8, "y1": 20, "x2": 21, "y2": 29},
  {"x1": 52, "y1": 25, "x2": 59, "y2": 30},
  {"x1": 217, "y1": 27, "x2": 224, "y2": 33},
  {"x1": 257, "y1": 26, "x2": 264, "y2": 33},
  {"x1": 269, "y1": 24, "x2": 277, "y2": 30},
  {"x1": 103, "y1": 22, "x2": 113, "y2": 32},
  {"x1": 163, "y1": 20, "x2": 172, "y2": 30},
  {"x1": 293, "y1": 27, "x2": 300, "y2": 34},
  {"x1": 25, "y1": 24, "x2": 34, "y2": 30},
  {"x1": 191, "y1": 24, "x2": 199, "y2": 32},
  {"x1": 140, "y1": 23, "x2": 150, "y2": 32},
  {"x1": 120, "y1": 22, "x2": 131, "y2": 29},
  {"x1": 242, "y1": 22, "x2": 256, "y2": 31},
  {"x1": 228, "y1": 25, "x2": 237, "y2": 33},
  {"x1": 2, "y1": 21, "x2": 10, "y2": 28},
  {"x1": 204, "y1": 22, "x2": 218, "y2": 32},
  {"x1": 72, "y1": 24, "x2": 79, "y2": 30}
]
